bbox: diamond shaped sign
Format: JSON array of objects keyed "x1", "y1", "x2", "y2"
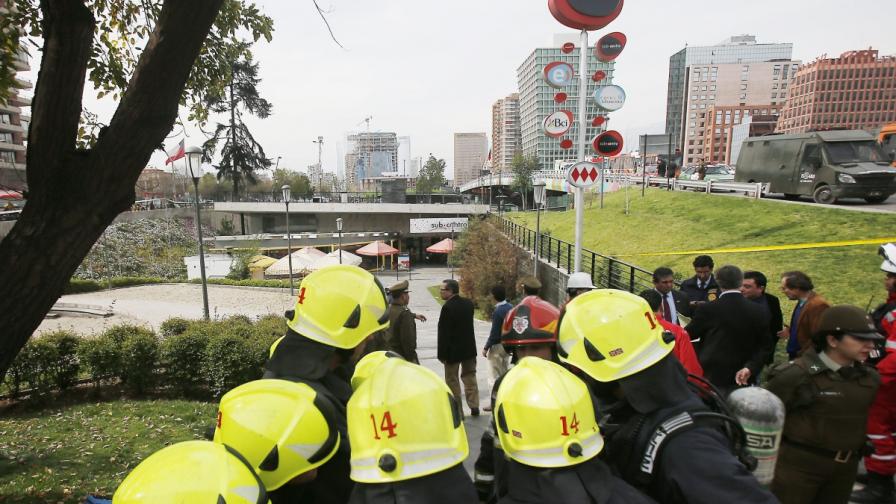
[{"x1": 566, "y1": 161, "x2": 601, "y2": 188}]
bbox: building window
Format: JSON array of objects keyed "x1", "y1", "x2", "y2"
[
  {"x1": 740, "y1": 84, "x2": 748, "y2": 91},
  {"x1": 0, "y1": 151, "x2": 14, "y2": 162}
]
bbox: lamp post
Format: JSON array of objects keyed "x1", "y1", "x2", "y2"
[
  {"x1": 336, "y1": 218, "x2": 344, "y2": 264},
  {"x1": 185, "y1": 145, "x2": 209, "y2": 320},
  {"x1": 497, "y1": 194, "x2": 507, "y2": 218},
  {"x1": 282, "y1": 184, "x2": 294, "y2": 296},
  {"x1": 533, "y1": 182, "x2": 546, "y2": 276}
]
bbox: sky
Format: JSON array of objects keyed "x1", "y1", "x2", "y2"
[{"x1": 23, "y1": 0, "x2": 896, "y2": 180}]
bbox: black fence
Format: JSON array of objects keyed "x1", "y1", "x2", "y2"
[{"x1": 493, "y1": 216, "x2": 657, "y2": 294}]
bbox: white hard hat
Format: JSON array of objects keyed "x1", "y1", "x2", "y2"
[
  {"x1": 880, "y1": 243, "x2": 896, "y2": 274},
  {"x1": 567, "y1": 272, "x2": 596, "y2": 290}
]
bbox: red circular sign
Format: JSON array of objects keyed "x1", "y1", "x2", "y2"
[
  {"x1": 592, "y1": 116, "x2": 606, "y2": 127},
  {"x1": 560, "y1": 139, "x2": 574, "y2": 149},
  {"x1": 592, "y1": 130, "x2": 624, "y2": 157},
  {"x1": 555, "y1": 92, "x2": 568, "y2": 103},
  {"x1": 561, "y1": 42, "x2": 576, "y2": 54},
  {"x1": 592, "y1": 70, "x2": 607, "y2": 82},
  {"x1": 548, "y1": 0, "x2": 624, "y2": 31},
  {"x1": 595, "y1": 32, "x2": 627, "y2": 62}
]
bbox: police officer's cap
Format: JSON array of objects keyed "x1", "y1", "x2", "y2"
[
  {"x1": 816, "y1": 305, "x2": 884, "y2": 340},
  {"x1": 518, "y1": 276, "x2": 541, "y2": 290},
  {"x1": 389, "y1": 280, "x2": 409, "y2": 296}
]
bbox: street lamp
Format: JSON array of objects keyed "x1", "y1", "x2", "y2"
[
  {"x1": 185, "y1": 145, "x2": 209, "y2": 320},
  {"x1": 336, "y1": 218, "x2": 344, "y2": 264},
  {"x1": 533, "y1": 182, "x2": 546, "y2": 276},
  {"x1": 496, "y1": 194, "x2": 507, "y2": 217},
  {"x1": 282, "y1": 184, "x2": 294, "y2": 296}
]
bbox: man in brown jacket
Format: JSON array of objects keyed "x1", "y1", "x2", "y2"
[{"x1": 779, "y1": 271, "x2": 831, "y2": 359}]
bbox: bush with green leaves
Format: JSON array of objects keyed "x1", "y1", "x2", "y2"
[
  {"x1": 78, "y1": 335, "x2": 120, "y2": 386},
  {"x1": 159, "y1": 317, "x2": 192, "y2": 338},
  {"x1": 202, "y1": 332, "x2": 264, "y2": 397},
  {"x1": 118, "y1": 329, "x2": 160, "y2": 394},
  {"x1": 16, "y1": 337, "x2": 60, "y2": 398},
  {"x1": 160, "y1": 325, "x2": 210, "y2": 395},
  {"x1": 40, "y1": 330, "x2": 81, "y2": 391},
  {"x1": 65, "y1": 276, "x2": 166, "y2": 294},
  {"x1": 254, "y1": 313, "x2": 287, "y2": 341}
]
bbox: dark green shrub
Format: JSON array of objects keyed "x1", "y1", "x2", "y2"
[
  {"x1": 18, "y1": 337, "x2": 59, "y2": 397},
  {"x1": 202, "y1": 333, "x2": 262, "y2": 397},
  {"x1": 41, "y1": 330, "x2": 82, "y2": 391},
  {"x1": 64, "y1": 277, "x2": 165, "y2": 294},
  {"x1": 254, "y1": 314, "x2": 288, "y2": 341},
  {"x1": 159, "y1": 317, "x2": 192, "y2": 338},
  {"x1": 78, "y1": 334, "x2": 120, "y2": 385},
  {"x1": 103, "y1": 324, "x2": 150, "y2": 346},
  {"x1": 119, "y1": 329, "x2": 160, "y2": 394},
  {"x1": 216, "y1": 317, "x2": 254, "y2": 339},
  {"x1": 160, "y1": 326, "x2": 211, "y2": 395},
  {"x1": 191, "y1": 278, "x2": 291, "y2": 288}
]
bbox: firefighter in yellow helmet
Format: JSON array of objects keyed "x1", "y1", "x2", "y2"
[
  {"x1": 213, "y1": 379, "x2": 341, "y2": 498},
  {"x1": 351, "y1": 350, "x2": 402, "y2": 391},
  {"x1": 263, "y1": 265, "x2": 390, "y2": 504},
  {"x1": 113, "y1": 440, "x2": 269, "y2": 503},
  {"x1": 558, "y1": 289, "x2": 776, "y2": 504},
  {"x1": 474, "y1": 295, "x2": 562, "y2": 502},
  {"x1": 493, "y1": 357, "x2": 654, "y2": 503},
  {"x1": 347, "y1": 357, "x2": 477, "y2": 503}
]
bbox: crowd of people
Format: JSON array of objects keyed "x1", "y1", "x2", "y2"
[{"x1": 103, "y1": 243, "x2": 896, "y2": 504}]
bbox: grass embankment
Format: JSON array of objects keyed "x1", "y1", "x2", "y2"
[
  {"x1": 0, "y1": 399, "x2": 216, "y2": 502},
  {"x1": 508, "y1": 189, "x2": 895, "y2": 310}
]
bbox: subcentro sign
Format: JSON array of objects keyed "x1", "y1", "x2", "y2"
[{"x1": 593, "y1": 130, "x2": 624, "y2": 157}]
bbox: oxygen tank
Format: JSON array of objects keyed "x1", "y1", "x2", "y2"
[{"x1": 727, "y1": 387, "x2": 785, "y2": 486}]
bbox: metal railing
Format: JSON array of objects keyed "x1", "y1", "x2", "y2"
[{"x1": 492, "y1": 215, "x2": 657, "y2": 294}]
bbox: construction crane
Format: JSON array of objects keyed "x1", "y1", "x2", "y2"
[{"x1": 357, "y1": 116, "x2": 373, "y2": 132}]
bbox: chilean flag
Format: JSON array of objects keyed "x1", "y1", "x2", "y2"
[{"x1": 165, "y1": 139, "x2": 185, "y2": 165}]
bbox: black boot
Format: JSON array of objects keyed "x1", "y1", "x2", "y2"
[{"x1": 851, "y1": 471, "x2": 896, "y2": 504}]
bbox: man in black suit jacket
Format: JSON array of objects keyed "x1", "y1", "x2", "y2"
[
  {"x1": 741, "y1": 270, "x2": 784, "y2": 368},
  {"x1": 680, "y1": 254, "x2": 721, "y2": 307},
  {"x1": 639, "y1": 266, "x2": 691, "y2": 324},
  {"x1": 685, "y1": 265, "x2": 771, "y2": 395},
  {"x1": 437, "y1": 278, "x2": 480, "y2": 415}
]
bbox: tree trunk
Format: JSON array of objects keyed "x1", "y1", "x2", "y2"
[
  {"x1": 229, "y1": 73, "x2": 240, "y2": 201},
  {"x1": 0, "y1": 0, "x2": 225, "y2": 382}
]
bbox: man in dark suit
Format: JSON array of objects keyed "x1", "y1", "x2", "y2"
[
  {"x1": 437, "y1": 278, "x2": 480, "y2": 416},
  {"x1": 741, "y1": 270, "x2": 784, "y2": 368},
  {"x1": 685, "y1": 265, "x2": 771, "y2": 395},
  {"x1": 680, "y1": 255, "x2": 720, "y2": 307},
  {"x1": 639, "y1": 266, "x2": 691, "y2": 323}
]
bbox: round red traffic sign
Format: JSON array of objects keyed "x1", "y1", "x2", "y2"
[
  {"x1": 548, "y1": 0, "x2": 624, "y2": 31},
  {"x1": 592, "y1": 130, "x2": 624, "y2": 157},
  {"x1": 595, "y1": 32, "x2": 627, "y2": 62}
]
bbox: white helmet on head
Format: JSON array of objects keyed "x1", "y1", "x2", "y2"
[
  {"x1": 567, "y1": 272, "x2": 596, "y2": 290},
  {"x1": 880, "y1": 243, "x2": 896, "y2": 274}
]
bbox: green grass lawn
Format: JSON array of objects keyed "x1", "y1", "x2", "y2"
[
  {"x1": 427, "y1": 284, "x2": 488, "y2": 321},
  {"x1": 508, "y1": 189, "x2": 895, "y2": 311},
  {"x1": 0, "y1": 398, "x2": 216, "y2": 502}
]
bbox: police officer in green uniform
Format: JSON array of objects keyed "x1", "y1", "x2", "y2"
[
  {"x1": 384, "y1": 280, "x2": 419, "y2": 363},
  {"x1": 766, "y1": 305, "x2": 883, "y2": 504}
]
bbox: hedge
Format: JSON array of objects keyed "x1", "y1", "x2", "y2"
[
  {"x1": 4, "y1": 315, "x2": 286, "y2": 401},
  {"x1": 190, "y1": 278, "x2": 292, "y2": 288},
  {"x1": 65, "y1": 276, "x2": 167, "y2": 294}
]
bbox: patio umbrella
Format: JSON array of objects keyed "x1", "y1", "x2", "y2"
[
  {"x1": 327, "y1": 249, "x2": 363, "y2": 266},
  {"x1": 426, "y1": 238, "x2": 457, "y2": 278},
  {"x1": 264, "y1": 252, "x2": 316, "y2": 277},
  {"x1": 355, "y1": 240, "x2": 400, "y2": 271},
  {"x1": 355, "y1": 240, "x2": 399, "y2": 257},
  {"x1": 425, "y1": 238, "x2": 455, "y2": 254},
  {"x1": 296, "y1": 246, "x2": 326, "y2": 258}
]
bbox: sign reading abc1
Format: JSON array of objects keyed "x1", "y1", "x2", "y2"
[{"x1": 548, "y1": 0, "x2": 624, "y2": 31}]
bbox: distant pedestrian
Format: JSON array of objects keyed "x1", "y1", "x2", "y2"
[
  {"x1": 766, "y1": 305, "x2": 882, "y2": 504},
  {"x1": 680, "y1": 254, "x2": 720, "y2": 307},
  {"x1": 639, "y1": 266, "x2": 691, "y2": 323},
  {"x1": 482, "y1": 285, "x2": 512, "y2": 409},
  {"x1": 741, "y1": 270, "x2": 784, "y2": 369},
  {"x1": 437, "y1": 279, "x2": 480, "y2": 416},
  {"x1": 685, "y1": 265, "x2": 771, "y2": 395},
  {"x1": 780, "y1": 271, "x2": 831, "y2": 358},
  {"x1": 697, "y1": 159, "x2": 707, "y2": 181}
]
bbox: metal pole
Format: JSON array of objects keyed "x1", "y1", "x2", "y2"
[
  {"x1": 573, "y1": 29, "x2": 589, "y2": 273},
  {"x1": 667, "y1": 133, "x2": 673, "y2": 191},
  {"x1": 338, "y1": 229, "x2": 343, "y2": 263},
  {"x1": 599, "y1": 158, "x2": 605, "y2": 209},
  {"x1": 192, "y1": 177, "x2": 210, "y2": 320},
  {"x1": 285, "y1": 201, "x2": 294, "y2": 296},
  {"x1": 534, "y1": 204, "x2": 541, "y2": 276},
  {"x1": 641, "y1": 135, "x2": 647, "y2": 197}
]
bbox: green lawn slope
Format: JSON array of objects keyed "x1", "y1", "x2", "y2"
[{"x1": 507, "y1": 189, "x2": 895, "y2": 310}]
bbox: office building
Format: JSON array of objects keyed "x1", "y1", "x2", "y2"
[
  {"x1": 453, "y1": 132, "x2": 488, "y2": 187},
  {"x1": 491, "y1": 93, "x2": 521, "y2": 173}
]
